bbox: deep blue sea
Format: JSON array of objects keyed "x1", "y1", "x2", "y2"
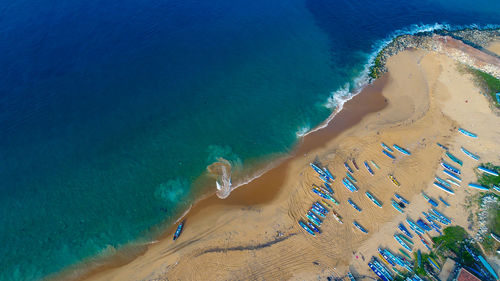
[{"x1": 1, "y1": 0, "x2": 499, "y2": 279}]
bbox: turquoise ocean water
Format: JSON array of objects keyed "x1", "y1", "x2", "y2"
[{"x1": 0, "y1": 0, "x2": 499, "y2": 279}]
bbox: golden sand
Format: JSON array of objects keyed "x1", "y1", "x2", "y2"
[
  {"x1": 487, "y1": 40, "x2": 500, "y2": 56},
  {"x1": 80, "y1": 48, "x2": 500, "y2": 281}
]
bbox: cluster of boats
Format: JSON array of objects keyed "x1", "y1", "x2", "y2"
[{"x1": 381, "y1": 142, "x2": 411, "y2": 159}]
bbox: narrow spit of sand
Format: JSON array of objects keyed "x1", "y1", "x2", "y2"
[{"x1": 78, "y1": 48, "x2": 500, "y2": 281}]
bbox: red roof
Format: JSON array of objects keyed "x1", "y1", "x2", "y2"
[{"x1": 457, "y1": 268, "x2": 481, "y2": 281}]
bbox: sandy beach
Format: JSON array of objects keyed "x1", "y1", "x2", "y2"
[{"x1": 76, "y1": 40, "x2": 500, "y2": 281}]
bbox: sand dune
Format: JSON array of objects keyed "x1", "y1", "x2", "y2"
[{"x1": 81, "y1": 47, "x2": 500, "y2": 281}]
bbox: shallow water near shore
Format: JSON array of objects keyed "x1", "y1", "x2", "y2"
[{"x1": 0, "y1": 0, "x2": 499, "y2": 280}]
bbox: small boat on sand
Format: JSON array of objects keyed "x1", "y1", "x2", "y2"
[
  {"x1": 393, "y1": 144, "x2": 411, "y2": 155},
  {"x1": 394, "y1": 193, "x2": 409, "y2": 204},
  {"x1": 342, "y1": 177, "x2": 358, "y2": 192},
  {"x1": 446, "y1": 178, "x2": 460, "y2": 186},
  {"x1": 381, "y1": 142, "x2": 394, "y2": 152},
  {"x1": 348, "y1": 272, "x2": 356, "y2": 281},
  {"x1": 366, "y1": 191, "x2": 383, "y2": 208},
  {"x1": 435, "y1": 176, "x2": 451, "y2": 187},
  {"x1": 368, "y1": 262, "x2": 389, "y2": 281},
  {"x1": 346, "y1": 172, "x2": 357, "y2": 183},
  {"x1": 433, "y1": 181, "x2": 455, "y2": 194},
  {"x1": 315, "y1": 201, "x2": 329, "y2": 212},
  {"x1": 478, "y1": 166, "x2": 499, "y2": 177},
  {"x1": 323, "y1": 167, "x2": 335, "y2": 181},
  {"x1": 399, "y1": 249, "x2": 412, "y2": 260},
  {"x1": 441, "y1": 161, "x2": 461, "y2": 175},
  {"x1": 306, "y1": 221, "x2": 320, "y2": 233},
  {"x1": 173, "y1": 220, "x2": 185, "y2": 241},
  {"x1": 331, "y1": 210, "x2": 343, "y2": 224},
  {"x1": 446, "y1": 151, "x2": 463, "y2": 166},
  {"x1": 371, "y1": 160, "x2": 380, "y2": 169},
  {"x1": 348, "y1": 198, "x2": 362, "y2": 212},
  {"x1": 388, "y1": 174, "x2": 400, "y2": 187},
  {"x1": 344, "y1": 162, "x2": 354, "y2": 173},
  {"x1": 391, "y1": 199, "x2": 404, "y2": 213},
  {"x1": 394, "y1": 235, "x2": 412, "y2": 251},
  {"x1": 353, "y1": 221, "x2": 368, "y2": 233},
  {"x1": 468, "y1": 183, "x2": 489, "y2": 191},
  {"x1": 398, "y1": 234, "x2": 414, "y2": 245},
  {"x1": 443, "y1": 169, "x2": 461, "y2": 182},
  {"x1": 299, "y1": 220, "x2": 316, "y2": 236},
  {"x1": 352, "y1": 159, "x2": 359, "y2": 170},
  {"x1": 398, "y1": 223, "x2": 413, "y2": 238},
  {"x1": 310, "y1": 207, "x2": 326, "y2": 218},
  {"x1": 428, "y1": 257, "x2": 440, "y2": 271},
  {"x1": 382, "y1": 149, "x2": 396, "y2": 159},
  {"x1": 461, "y1": 147, "x2": 480, "y2": 160},
  {"x1": 458, "y1": 128, "x2": 477, "y2": 138},
  {"x1": 439, "y1": 197, "x2": 450, "y2": 206},
  {"x1": 321, "y1": 199, "x2": 333, "y2": 209},
  {"x1": 310, "y1": 163, "x2": 326, "y2": 177},
  {"x1": 307, "y1": 214, "x2": 321, "y2": 227},
  {"x1": 491, "y1": 232, "x2": 500, "y2": 243},
  {"x1": 364, "y1": 161, "x2": 374, "y2": 175},
  {"x1": 436, "y1": 142, "x2": 448, "y2": 150},
  {"x1": 419, "y1": 235, "x2": 432, "y2": 251}
]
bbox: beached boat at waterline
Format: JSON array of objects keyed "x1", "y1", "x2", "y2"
[
  {"x1": 394, "y1": 193, "x2": 409, "y2": 204},
  {"x1": 433, "y1": 181, "x2": 455, "y2": 194},
  {"x1": 353, "y1": 221, "x2": 368, "y2": 233},
  {"x1": 388, "y1": 174, "x2": 400, "y2": 187},
  {"x1": 478, "y1": 166, "x2": 499, "y2": 177},
  {"x1": 344, "y1": 162, "x2": 354, "y2": 173},
  {"x1": 331, "y1": 210, "x2": 343, "y2": 224},
  {"x1": 461, "y1": 147, "x2": 480, "y2": 160},
  {"x1": 392, "y1": 144, "x2": 411, "y2": 155},
  {"x1": 398, "y1": 223, "x2": 413, "y2": 238},
  {"x1": 468, "y1": 183, "x2": 489, "y2": 191},
  {"x1": 348, "y1": 198, "x2": 362, "y2": 212},
  {"x1": 173, "y1": 220, "x2": 185, "y2": 241},
  {"x1": 366, "y1": 191, "x2": 383, "y2": 208},
  {"x1": 381, "y1": 142, "x2": 394, "y2": 152},
  {"x1": 443, "y1": 169, "x2": 461, "y2": 182},
  {"x1": 441, "y1": 161, "x2": 461, "y2": 174},
  {"x1": 364, "y1": 161, "x2": 374, "y2": 175},
  {"x1": 458, "y1": 128, "x2": 477, "y2": 138},
  {"x1": 391, "y1": 199, "x2": 404, "y2": 213},
  {"x1": 382, "y1": 149, "x2": 396, "y2": 159},
  {"x1": 445, "y1": 151, "x2": 462, "y2": 166},
  {"x1": 299, "y1": 220, "x2": 316, "y2": 236}
]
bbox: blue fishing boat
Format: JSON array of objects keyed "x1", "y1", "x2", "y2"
[
  {"x1": 381, "y1": 142, "x2": 394, "y2": 152},
  {"x1": 419, "y1": 235, "x2": 432, "y2": 251},
  {"x1": 458, "y1": 128, "x2": 477, "y2": 138},
  {"x1": 348, "y1": 272, "x2": 356, "y2": 281},
  {"x1": 344, "y1": 162, "x2": 354, "y2": 173},
  {"x1": 393, "y1": 144, "x2": 411, "y2": 155},
  {"x1": 406, "y1": 219, "x2": 425, "y2": 234},
  {"x1": 431, "y1": 209, "x2": 451, "y2": 224},
  {"x1": 353, "y1": 221, "x2": 368, "y2": 233},
  {"x1": 436, "y1": 142, "x2": 448, "y2": 150},
  {"x1": 299, "y1": 220, "x2": 316, "y2": 236},
  {"x1": 315, "y1": 201, "x2": 329, "y2": 212},
  {"x1": 346, "y1": 172, "x2": 357, "y2": 183},
  {"x1": 368, "y1": 262, "x2": 390, "y2": 281},
  {"x1": 173, "y1": 220, "x2": 185, "y2": 241},
  {"x1": 446, "y1": 151, "x2": 463, "y2": 166},
  {"x1": 391, "y1": 199, "x2": 404, "y2": 213},
  {"x1": 435, "y1": 176, "x2": 451, "y2": 187},
  {"x1": 307, "y1": 214, "x2": 321, "y2": 227},
  {"x1": 398, "y1": 223, "x2": 413, "y2": 238},
  {"x1": 394, "y1": 235, "x2": 412, "y2": 251},
  {"x1": 310, "y1": 163, "x2": 326, "y2": 176},
  {"x1": 493, "y1": 185, "x2": 500, "y2": 193},
  {"x1": 417, "y1": 250, "x2": 422, "y2": 267},
  {"x1": 443, "y1": 169, "x2": 461, "y2": 182},
  {"x1": 399, "y1": 249, "x2": 412, "y2": 260},
  {"x1": 373, "y1": 258, "x2": 394, "y2": 281},
  {"x1": 320, "y1": 199, "x2": 333, "y2": 209},
  {"x1": 427, "y1": 257, "x2": 440, "y2": 271},
  {"x1": 322, "y1": 182, "x2": 334, "y2": 194},
  {"x1": 382, "y1": 149, "x2": 396, "y2": 159},
  {"x1": 310, "y1": 206, "x2": 326, "y2": 218},
  {"x1": 398, "y1": 234, "x2": 414, "y2": 245},
  {"x1": 312, "y1": 187, "x2": 329, "y2": 199},
  {"x1": 478, "y1": 256, "x2": 498, "y2": 280},
  {"x1": 416, "y1": 219, "x2": 431, "y2": 231},
  {"x1": 364, "y1": 161, "x2": 374, "y2": 175},
  {"x1": 446, "y1": 178, "x2": 460, "y2": 186},
  {"x1": 378, "y1": 248, "x2": 396, "y2": 266},
  {"x1": 323, "y1": 167, "x2": 335, "y2": 181},
  {"x1": 366, "y1": 191, "x2": 383, "y2": 208},
  {"x1": 461, "y1": 147, "x2": 480, "y2": 160},
  {"x1": 441, "y1": 161, "x2": 461, "y2": 175},
  {"x1": 306, "y1": 221, "x2": 320, "y2": 233},
  {"x1": 371, "y1": 160, "x2": 380, "y2": 169},
  {"x1": 342, "y1": 177, "x2": 358, "y2": 192},
  {"x1": 433, "y1": 181, "x2": 455, "y2": 194},
  {"x1": 348, "y1": 198, "x2": 362, "y2": 212},
  {"x1": 394, "y1": 193, "x2": 409, "y2": 204},
  {"x1": 319, "y1": 174, "x2": 330, "y2": 184},
  {"x1": 478, "y1": 166, "x2": 499, "y2": 177},
  {"x1": 352, "y1": 159, "x2": 359, "y2": 170},
  {"x1": 439, "y1": 197, "x2": 450, "y2": 206},
  {"x1": 468, "y1": 183, "x2": 489, "y2": 191}
]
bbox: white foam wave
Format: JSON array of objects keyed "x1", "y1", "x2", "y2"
[{"x1": 296, "y1": 125, "x2": 311, "y2": 137}]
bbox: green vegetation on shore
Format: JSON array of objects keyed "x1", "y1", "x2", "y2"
[
  {"x1": 469, "y1": 69, "x2": 500, "y2": 108},
  {"x1": 477, "y1": 163, "x2": 500, "y2": 188}
]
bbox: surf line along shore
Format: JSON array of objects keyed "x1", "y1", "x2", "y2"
[{"x1": 72, "y1": 37, "x2": 499, "y2": 281}]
